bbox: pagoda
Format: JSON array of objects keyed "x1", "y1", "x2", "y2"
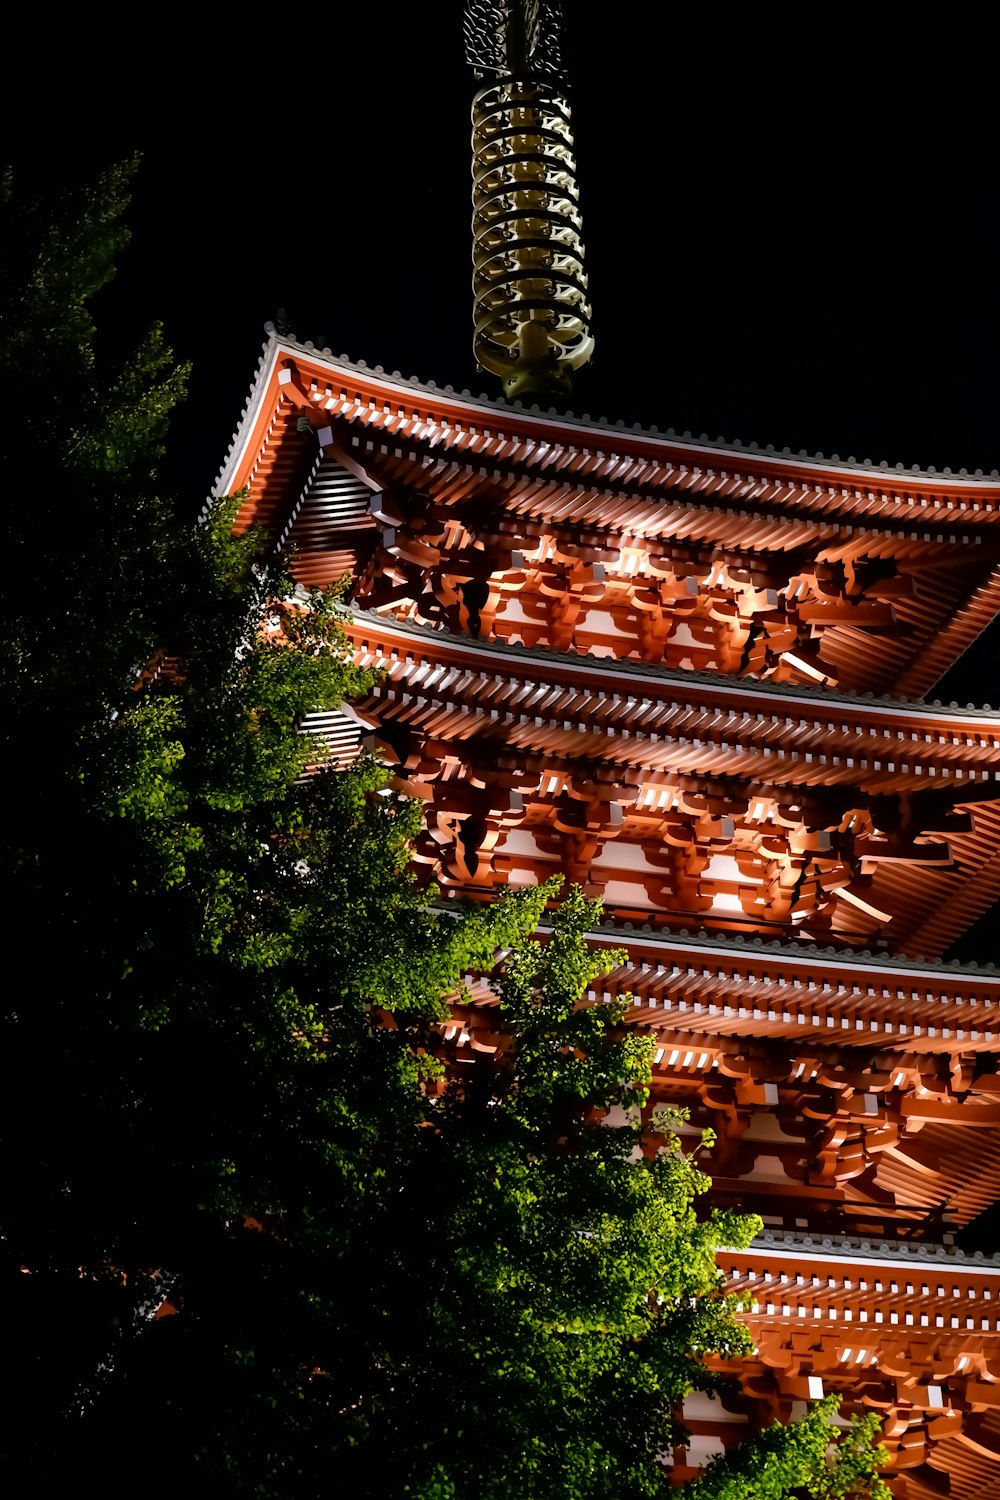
[{"x1": 213, "y1": 5, "x2": 1000, "y2": 1494}]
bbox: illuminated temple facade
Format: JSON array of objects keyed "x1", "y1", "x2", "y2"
[{"x1": 219, "y1": 331, "x2": 1000, "y2": 1497}]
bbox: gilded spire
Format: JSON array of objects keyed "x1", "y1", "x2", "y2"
[{"x1": 465, "y1": 1, "x2": 594, "y2": 401}]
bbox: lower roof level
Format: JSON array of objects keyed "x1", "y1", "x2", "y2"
[{"x1": 313, "y1": 607, "x2": 1000, "y2": 958}]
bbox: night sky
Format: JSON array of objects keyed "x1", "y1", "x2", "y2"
[
  {"x1": 9, "y1": 12, "x2": 996, "y2": 494},
  {"x1": 5, "y1": 9, "x2": 1000, "y2": 1247},
  {"x1": 5, "y1": 9, "x2": 999, "y2": 912}
]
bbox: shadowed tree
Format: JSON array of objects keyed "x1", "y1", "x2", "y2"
[{"x1": 0, "y1": 160, "x2": 888, "y2": 1500}]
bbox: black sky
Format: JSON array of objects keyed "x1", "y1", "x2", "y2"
[
  {"x1": 7, "y1": 9, "x2": 995, "y2": 485},
  {"x1": 5, "y1": 12, "x2": 999, "y2": 758},
  {"x1": 5, "y1": 6, "x2": 1000, "y2": 1233}
]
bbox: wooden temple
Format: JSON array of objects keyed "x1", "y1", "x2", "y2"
[{"x1": 214, "y1": 334, "x2": 1000, "y2": 1497}]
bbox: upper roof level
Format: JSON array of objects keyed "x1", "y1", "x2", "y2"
[{"x1": 218, "y1": 333, "x2": 1000, "y2": 703}]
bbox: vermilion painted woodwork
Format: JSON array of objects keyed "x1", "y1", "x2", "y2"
[{"x1": 219, "y1": 333, "x2": 1000, "y2": 1498}]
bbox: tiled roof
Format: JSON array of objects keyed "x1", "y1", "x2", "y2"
[
  {"x1": 215, "y1": 329, "x2": 1000, "y2": 492},
  {"x1": 347, "y1": 602, "x2": 1000, "y2": 720}
]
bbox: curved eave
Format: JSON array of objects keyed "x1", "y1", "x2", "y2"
[
  {"x1": 213, "y1": 337, "x2": 1000, "y2": 701},
  {"x1": 744, "y1": 1231, "x2": 1000, "y2": 1273},
  {"x1": 342, "y1": 611, "x2": 1000, "y2": 959},
  {"x1": 513, "y1": 921, "x2": 1000, "y2": 1044},
  {"x1": 216, "y1": 333, "x2": 1000, "y2": 508},
  {"x1": 346, "y1": 603, "x2": 1000, "y2": 756},
  {"x1": 448, "y1": 919, "x2": 1000, "y2": 1044}
]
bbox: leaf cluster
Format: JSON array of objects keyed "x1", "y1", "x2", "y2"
[{"x1": 0, "y1": 160, "x2": 888, "y2": 1500}]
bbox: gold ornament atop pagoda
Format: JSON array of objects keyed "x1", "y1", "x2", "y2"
[{"x1": 465, "y1": 1, "x2": 594, "y2": 401}]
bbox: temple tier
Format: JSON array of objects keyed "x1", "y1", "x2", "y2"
[{"x1": 218, "y1": 333, "x2": 1000, "y2": 1498}]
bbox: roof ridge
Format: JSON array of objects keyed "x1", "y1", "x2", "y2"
[
  {"x1": 750, "y1": 1228, "x2": 1000, "y2": 1269},
  {"x1": 266, "y1": 328, "x2": 1000, "y2": 488},
  {"x1": 516, "y1": 912, "x2": 1000, "y2": 978},
  {"x1": 349, "y1": 604, "x2": 1000, "y2": 719},
  {"x1": 568, "y1": 912, "x2": 999, "y2": 978}
]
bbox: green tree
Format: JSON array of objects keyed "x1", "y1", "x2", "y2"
[{"x1": 0, "y1": 161, "x2": 888, "y2": 1500}]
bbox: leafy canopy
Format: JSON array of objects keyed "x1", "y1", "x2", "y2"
[{"x1": 0, "y1": 159, "x2": 888, "y2": 1500}]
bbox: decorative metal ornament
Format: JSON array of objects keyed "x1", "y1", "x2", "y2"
[
  {"x1": 463, "y1": 0, "x2": 567, "y2": 87},
  {"x1": 465, "y1": 1, "x2": 593, "y2": 400}
]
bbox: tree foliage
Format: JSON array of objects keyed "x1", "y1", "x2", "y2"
[{"x1": 0, "y1": 160, "x2": 888, "y2": 1499}]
